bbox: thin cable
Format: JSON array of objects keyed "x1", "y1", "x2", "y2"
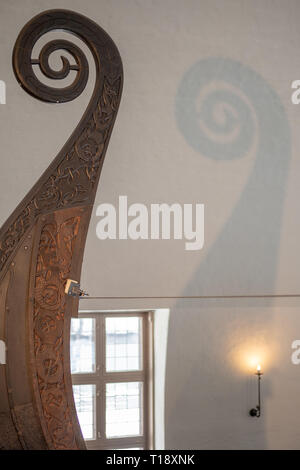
[{"x1": 80, "y1": 294, "x2": 300, "y2": 300}]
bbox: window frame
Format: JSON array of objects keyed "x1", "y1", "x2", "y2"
[{"x1": 71, "y1": 310, "x2": 154, "y2": 450}]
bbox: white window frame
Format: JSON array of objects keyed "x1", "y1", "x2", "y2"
[{"x1": 71, "y1": 310, "x2": 154, "y2": 450}]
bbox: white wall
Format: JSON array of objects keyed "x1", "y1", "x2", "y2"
[
  {"x1": 165, "y1": 298, "x2": 300, "y2": 449},
  {"x1": 1, "y1": 0, "x2": 300, "y2": 449}
]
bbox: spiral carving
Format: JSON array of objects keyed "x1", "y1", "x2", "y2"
[
  {"x1": 12, "y1": 10, "x2": 121, "y2": 104},
  {"x1": 39, "y1": 38, "x2": 88, "y2": 81},
  {"x1": 17, "y1": 38, "x2": 88, "y2": 102},
  {"x1": 15, "y1": 34, "x2": 78, "y2": 103},
  {"x1": 0, "y1": 10, "x2": 123, "y2": 277}
]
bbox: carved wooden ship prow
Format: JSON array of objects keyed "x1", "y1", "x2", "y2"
[{"x1": 0, "y1": 9, "x2": 123, "y2": 450}]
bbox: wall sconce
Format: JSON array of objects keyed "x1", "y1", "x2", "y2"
[{"x1": 249, "y1": 364, "x2": 262, "y2": 417}]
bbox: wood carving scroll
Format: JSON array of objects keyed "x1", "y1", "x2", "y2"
[
  {"x1": 0, "y1": 10, "x2": 123, "y2": 449},
  {"x1": 33, "y1": 214, "x2": 80, "y2": 449}
]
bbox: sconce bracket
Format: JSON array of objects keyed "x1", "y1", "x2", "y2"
[{"x1": 249, "y1": 407, "x2": 260, "y2": 417}]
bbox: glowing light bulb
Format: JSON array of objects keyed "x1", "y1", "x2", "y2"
[{"x1": 257, "y1": 364, "x2": 261, "y2": 373}]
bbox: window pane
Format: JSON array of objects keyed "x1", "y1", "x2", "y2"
[
  {"x1": 105, "y1": 317, "x2": 142, "y2": 372},
  {"x1": 106, "y1": 382, "x2": 143, "y2": 438},
  {"x1": 71, "y1": 318, "x2": 95, "y2": 374},
  {"x1": 73, "y1": 384, "x2": 96, "y2": 440}
]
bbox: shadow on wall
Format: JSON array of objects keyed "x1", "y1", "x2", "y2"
[{"x1": 165, "y1": 58, "x2": 290, "y2": 449}]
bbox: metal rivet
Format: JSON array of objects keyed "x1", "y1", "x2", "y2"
[{"x1": 24, "y1": 246, "x2": 28, "y2": 250}]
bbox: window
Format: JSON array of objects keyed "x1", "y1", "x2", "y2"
[{"x1": 71, "y1": 312, "x2": 153, "y2": 450}]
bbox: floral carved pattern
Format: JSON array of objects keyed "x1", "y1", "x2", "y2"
[
  {"x1": 32, "y1": 216, "x2": 80, "y2": 449},
  {"x1": 0, "y1": 76, "x2": 121, "y2": 273}
]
